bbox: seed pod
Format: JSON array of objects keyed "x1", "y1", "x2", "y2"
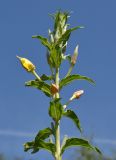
[
  {"x1": 16, "y1": 56, "x2": 35, "y2": 72},
  {"x1": 50, "y1": 83, "x2": 59, "y2": 95},
  {"x1": 70, "y1": 90, "x2": 84, "y2": 101}
]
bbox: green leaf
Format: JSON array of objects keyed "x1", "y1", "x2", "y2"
[
  {"x1": 56, "y1": 26, "x2": 84, "y2": 47},
  {"x1": 24, "y1": 128, "x2": 55, "y2": 155},
  {"x1": 40, "y1": 74, "x2": 53, "y2": 81},
  {"x1": 49, "y1": 98, "x2": 63, "y2": 122},
  {"x1": 24, "y1": 141, "x2": 34, "y2": 152},
  {"x1": 35, "y1": 128, "x2": 53, "y2": 141},
  {"x1": 60, "y1": 74, "x2": 95, "y2": 89},
  {"x1": 32, "y1": 35, "x2": 51, "y2": 50},
  {"x1": 50, "y1": 46, "x2": 62, "y2": 68},
  {"x1": 61, "y1": 138, "x2": 100, "y2": 155},
  {"x1": 25, "y1": 79, "x2": 51, "y2": 97},
  {"x1": 33, "y1": 140, "x2": 55, "y2": 155},
  {"x1": 24, "y1": 140, "x2": 55, "y2": 155},
  {"x1": 63, "y1": 110, "x2": 82, "y2": 132}
]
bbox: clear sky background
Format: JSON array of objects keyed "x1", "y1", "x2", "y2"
[{"x1": 0, "y1": 0, "x2": 116, "y2": 159}]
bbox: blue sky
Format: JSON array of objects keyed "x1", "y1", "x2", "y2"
[{"x1": 0, "y1": 0, "x2": 116, "y2": 159}]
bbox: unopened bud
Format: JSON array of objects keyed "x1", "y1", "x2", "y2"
[
  {"x1": 16, "y1": 56, "x2": 35, "y2": 72},
  {"x1": 70, "y1": 90, "x2": 84, "y2": 101},
  {"x1": 50, "y1": 83, "x2": 59, "y2": 95},
  {"x1": 71, "y1": 45, "x2": 79, "y2": 65}
]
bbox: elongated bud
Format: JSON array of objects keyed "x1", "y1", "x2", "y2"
[
  {"x1": 71, "y1": 45, "x2": 79, "y2": 65},
  {"x1": 70, "y1": 90, "x2": 84, "y2": 101},
  {"x1": 50, "y1": 83, "x2": 59, "y2": 95},
  {"x1": 16, "y1": 56, "x2": 36, "y2": 72}
]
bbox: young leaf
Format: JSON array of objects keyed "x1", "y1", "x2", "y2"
[
  {"x1": 63, "y1": 110, "x2": 82, "y2": 132},
  {"x1": 35, "y1": 128, "x2": 53, "y2": 141},
  {"x1": 60, "y1": 74, "x2": 95, "y2": 89},
  {"x1": 25, "y1": 79, "x2": 51, "y2": 97},
  {"x1": 49, "y1": 98, "x2": 63, "y2": 122},
  {"x1": 32, "y1": 35, "x2": 51, "y2": 50},
  {"x1": 61, "y1": 138, "x2": 100, "y2": 155},
  {"x1": 56, "y1": 26, "x2": 84, "y2": 48}
]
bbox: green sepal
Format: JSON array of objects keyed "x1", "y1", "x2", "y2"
[
  {"x1": 49, "y1": 98, "x2": 63, "y2": 122},
  {"x1": 25, "y1": 79, "x2": 51, "y2": 97},
  {"x1": 63, "y1": 110, "x2": 82, "y2": 133},
  {"x1": 32, "y1": 35, "x2": 51, "y2": 50},
  {"x1": 60, "y1": 74, "x2": 95, "y2": 90},
  {"x1": 61, "y1": 138, "x2": 101, "y2": 155}
]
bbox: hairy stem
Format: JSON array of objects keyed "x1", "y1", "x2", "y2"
[{"x1": 55, "y1": 68, "x2": 61, "y2": 160}]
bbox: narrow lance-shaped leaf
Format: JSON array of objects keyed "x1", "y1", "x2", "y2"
[
  {"x1": 35, "y1": 128, "x2": 53, "y2": 141},
  {"x1": 63, "y1": 110, "x2": 82, "y2": 133},
  {"x1": 33, "y1": 140, "x2": 55, "y2": 155},
  {"x1": 56, "y1": 26, "x2": 84, "y2": 47},
  {"x1": 32, "y1": 35, "x2": 51, "y2": 50},
  {"x1": 61, "y1": 138, "x2": 101, "y2": 155},
  {"x1": 25, "y1": 79, "x2": 51, "y2": 97},
  {"x1": 49, "y1": 98, "x2": 63, "y2": 122},
  {"x1": 24, "y1": 140, "x2": 55, "y2": 155},
  {"x1": 60, "y1": 74, "x2": 95, "y2": 90},
  {"x1": 24, "y1": 128, "x2": 55, "y2": 155}
]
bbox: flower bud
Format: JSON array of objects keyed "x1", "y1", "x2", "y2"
[
  {"x1": 71, "y1": 45, "x2": 79, "y2": 65},
  {"x1": 70, "y1": 90, "x2": 84, "y2": 101},
  {"x1": 50, "y1": 83, "x2": 59, "y2": 95},
  {"x1": 16, "y1": 56, "x2": 36, "y2": 72}
]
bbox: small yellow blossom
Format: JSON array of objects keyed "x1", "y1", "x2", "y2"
[
  {"x1": 50, "y1": 83, "x2": 59, "y2": 95},
  {"x1": 70, "y1": 90, "x2": 84, "y2": 101},
  {"x1": 16, "y1": 56, "x2": 36, "y2": 72}
]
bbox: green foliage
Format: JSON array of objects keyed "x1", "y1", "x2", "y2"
[
  {"x1": 32, "y1": 35, "x2": 51, "y2": 50},
  {"x1": 49, "y1": 98, "x2": 63, "y2": 122},
  {"x1": 55, "y1": 26, "x2": 83, "y2": 49},
  {"x1": 63, "y1": 110, "x2": 82, "y2": 133},
  {"x1": 25, "y1": 79, "x2": 51, "y2": 97},
  {"x1": 61, "y1": 138, "x2": 100, "y2": 155},
  {"x1": 60, "y1": 74, "x2": 95, "y2": 90},
  {"x1": 35, "y1": 128, "x2": 53, "y2": 141},
  {"x1": 24, "y1": 128, "x2": 55, "y2": 155}
]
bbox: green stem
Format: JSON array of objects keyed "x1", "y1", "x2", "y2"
[
  {"x1": 55, "y1": 68, "x2": 62, "y2": 160},
  {"x1": 65, "y1": 64, "x2": 74, "y2": 77},
  {"x1": 32, "y1": 70, "x2": 41, "y2": 81}
]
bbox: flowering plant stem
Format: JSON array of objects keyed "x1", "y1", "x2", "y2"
[
  {"x1": 17, "y1": 11, "x2": 101, "y2": 160},
  {"x1": 55, "y1": 68, "x2": 62, "y2": 160}
]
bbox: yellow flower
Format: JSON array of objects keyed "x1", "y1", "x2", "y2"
[
  {"x1": 50, "y1": 83, "x2": 59, "y2": 95},
  {"x1": 16, "y1": 56, "x2": 36, "y2": 72},
  {"x1": 70, "y1": 90, "x2": 84, "y2": 101}
]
